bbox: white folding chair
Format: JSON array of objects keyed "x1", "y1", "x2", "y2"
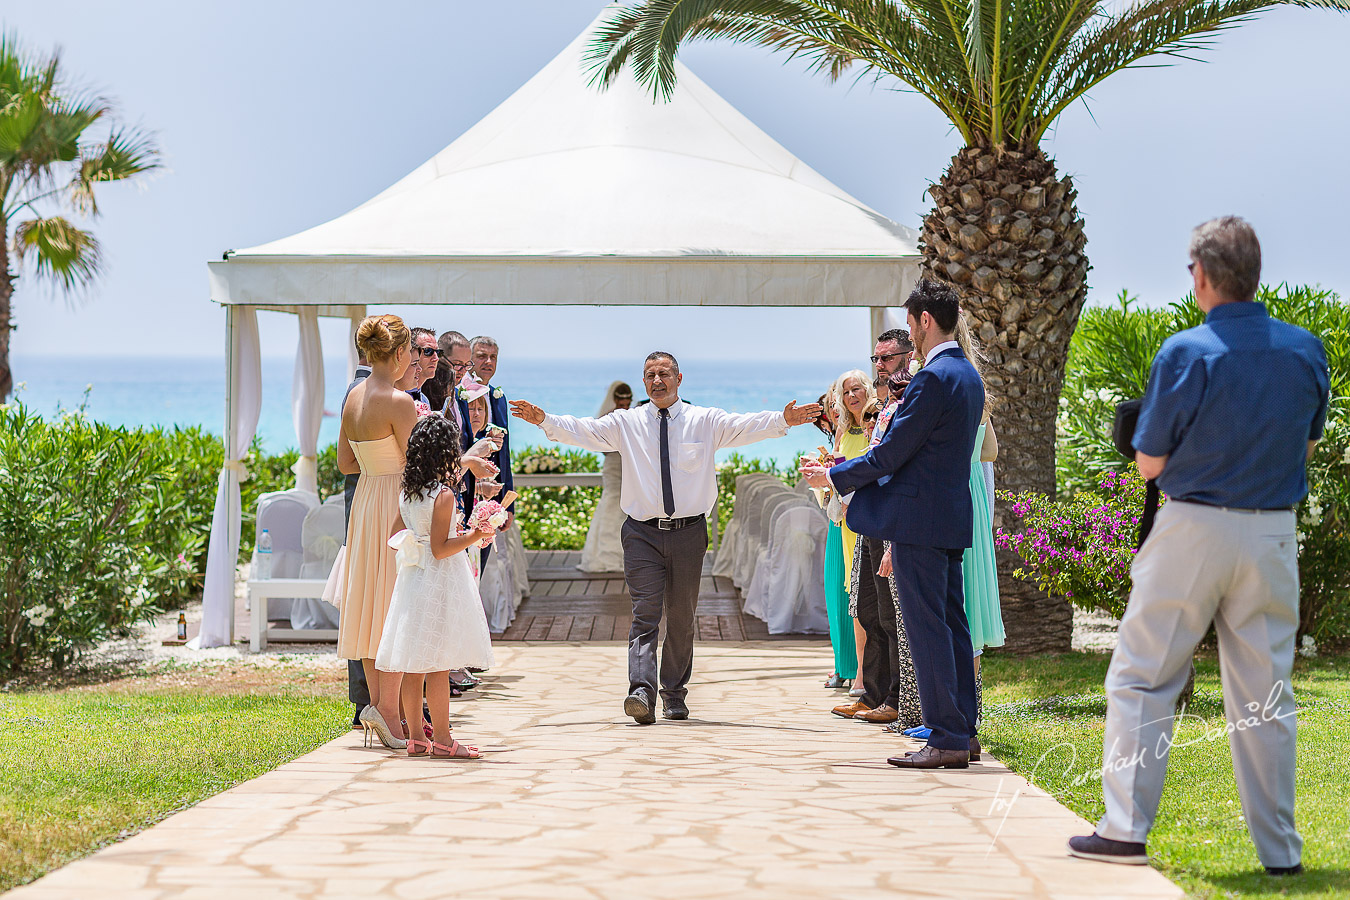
[{"x1": 289, "y1": 494, "x2": 346, "y2": 630}]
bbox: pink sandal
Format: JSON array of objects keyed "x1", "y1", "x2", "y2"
[
  {"x1": 406, "y1": 738, "x2": 431, "y2": 757},
  {"x1": 430, "y1": 738, "x2": 481, "y2": 760}
]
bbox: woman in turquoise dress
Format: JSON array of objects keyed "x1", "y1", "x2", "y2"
[
  {"x1": 818, "y1": 389, "x2": 857, "y2": 688},
  {"x1": 964, "y1": 417, "x2": 1005, "y2": 654}
]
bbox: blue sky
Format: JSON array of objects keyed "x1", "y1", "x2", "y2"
[{"x1": 6, "y1": 0, "x2": 1350, "y2": 363}]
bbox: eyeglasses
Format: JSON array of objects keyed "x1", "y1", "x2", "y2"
[
  {"x1": 447, "y1": 359, "x2": 471, "y2": 371},
  {"x1": 413, "y1": 347, "x2": 440, "y2": 359},
  {"x1": 1187, "y1": 262, "x2": 1197, "y2": 274},
  {"x1": 870, "y1": 352, "x2": 910, "y2": 364}
]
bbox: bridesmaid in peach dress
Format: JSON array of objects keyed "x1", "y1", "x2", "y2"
[{"x1": 334, "y1": 315, "x2": 419, "y2": 748}]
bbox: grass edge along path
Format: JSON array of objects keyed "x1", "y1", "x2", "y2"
[
  {"x1": 981, "y1": 652, "x2": 1350, "y2": 899},
  {"x1": 0, "y1": 689, "x2": 348, "y2": 892}
]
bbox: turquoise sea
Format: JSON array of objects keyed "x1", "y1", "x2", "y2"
[{"x1": 8, "y1": 355, "x2": 865, "y2": 464}]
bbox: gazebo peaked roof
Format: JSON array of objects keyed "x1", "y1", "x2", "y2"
[{"x1": 207, "y1": 13, "x2": 920, "y2": 308}]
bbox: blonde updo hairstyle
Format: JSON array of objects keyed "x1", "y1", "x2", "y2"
[{"x1": 356, "y1": 314, "x2": 411, "y2": 363}]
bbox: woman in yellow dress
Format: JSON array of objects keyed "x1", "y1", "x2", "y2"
[{"x1": 830, "y1": 369, "x2": 876, "y2": 707}]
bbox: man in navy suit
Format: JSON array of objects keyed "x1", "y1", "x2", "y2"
[{"x1": 803, "y1": 280, "x2": 984, "y2": 770}]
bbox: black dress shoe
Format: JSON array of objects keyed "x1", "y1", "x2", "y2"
[
  {"x1": 624, "y1": 690, "x2": 656, "y2": 725},
  {"x1": 1264, "y1": 863, "x2": 1303, "y2": 876},
  {"x1": 663, "y1": 698, "x2": 689, "y2": 720},
  {"x1": 1067, "y1": 833, "x2": 1148, "y2": 865},
  {"x1": 969, "y1": 736, "x2": 982, "y2": 761},
  {"x1": 887, "y1": 746, "x2": 969, "y2": 769}
]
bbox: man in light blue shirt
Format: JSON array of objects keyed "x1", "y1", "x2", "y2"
[{"x1": 1071, "y1": 218, "x2": 1329, "y2": 876}]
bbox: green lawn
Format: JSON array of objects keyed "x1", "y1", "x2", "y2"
[
  {"x1": 0, "y1": 686, "x2": 347, "y2": 892},
  {"x1": 982, "y1": 652, "x2": 1350, "y2": 899}
]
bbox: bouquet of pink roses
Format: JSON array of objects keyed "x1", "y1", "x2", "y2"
[{"x1": 465, "y1": 491, "x2": 517, "y2": 548}]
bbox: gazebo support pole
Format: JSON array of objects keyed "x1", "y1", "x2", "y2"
[
  {"x1": 347, "y1": 307, "x2": 367, "y2": 379},
  {"x1": 869, "y1": 308, "x2": 886, "y2": 348},
  {"x1": 222, "y1": 304, "x2": 239, "y2": 644}
]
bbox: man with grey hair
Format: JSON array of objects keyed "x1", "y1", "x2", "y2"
[
  {"x1": 511, "y1": 352, "x2": 821, "y2": 724},
  {"x1": 1070, "y1": 217, "x2": 1329, "y2": 875}
]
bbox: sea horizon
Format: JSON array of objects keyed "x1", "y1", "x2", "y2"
[{"x1": 8, "y1": 354, "x2": 869, "y2": 464}]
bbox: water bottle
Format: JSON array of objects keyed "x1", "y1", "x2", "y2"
[{"x1": 256, "y1": 529, "x2": 273, "y2": 580}]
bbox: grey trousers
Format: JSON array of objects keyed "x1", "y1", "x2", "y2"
[
  {"x1": 1099, "y1": 501, "x2": 1302, "y2": 868},
  {"x1": 621, "y1": 516, "x2": 708, "y2": 703}
]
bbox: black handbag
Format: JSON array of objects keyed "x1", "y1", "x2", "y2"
[{"x1": 1112, "y1": 398, "x2": 1160, "y2": 550}]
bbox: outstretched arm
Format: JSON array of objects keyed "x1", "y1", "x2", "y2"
[
  {"x1": 710, "y1": 400, "x2": 820, "y2": 449},
  {"x1": 511, "y1": 399, "x2": 622, "y2": 453}
]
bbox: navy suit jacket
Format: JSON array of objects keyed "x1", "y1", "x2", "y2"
[
  {"x1": 830, "y1": 347, "x2": 984, "y2": 549},
  {"x1": 487, "y1": 387, "x2": 514, "y2": 505}
]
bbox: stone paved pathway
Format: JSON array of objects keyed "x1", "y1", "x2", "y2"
[{"x1": 11, "y1": 643, "x2": 1181, "y2": 899}]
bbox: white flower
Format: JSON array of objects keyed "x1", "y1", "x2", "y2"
[
  {"x1": 1342, "y1": 446, "x2": 1350, "y2": 465},
  {"x1": 24, "y1": 604, "x2": 53, "y2": 627},
  {"x1": 492, "y1": 386, "x2": 504, "y2": 399},
  {"x1": 1301, "y1": 495, "x2": 1323, "y2": 527},
  {"x1": 1299, "y1": 635, "x2": 1318, "y2": 658}
]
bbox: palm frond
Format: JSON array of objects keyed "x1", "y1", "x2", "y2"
[
  {"x1": 71, "y1": 126, "x2": 160, "y2": 215},
  {"x1": 586, "y1": 0, "x2": 981, "y2": 141},
  {"x1": 14, "y1": 215, "x2": 103, "y2": 292},
  {"x1": 1030, "y1": 0, "x2": 1350, "y2": 142}
]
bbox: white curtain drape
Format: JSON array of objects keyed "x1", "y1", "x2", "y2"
[
  {"x1": 291, "y1": 308, "x2": 324, "y2": 494},
  {"x1": 195, "y1": 306, "x2": 263, "y2": 648}
]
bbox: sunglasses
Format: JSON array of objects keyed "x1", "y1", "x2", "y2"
[
  {"x1": 413, "y1": 347, "x2": 440, "y2": 359},
  {"x1": 870, "y1": 351, "x2": 910, "y2": 364}
]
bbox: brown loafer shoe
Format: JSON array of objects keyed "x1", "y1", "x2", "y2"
[
  {"x1": 887, "y1": 745, "x2": 970, "y2": 769},
  {"x1": 832, "y1": 700, "x2": 872, "y2": 718},
  {"x1": 969, "y1": 736, "x2": 982, "y2": 761},
  {"x1": 854, "y1": 704, "x2": 898, "y2": 723}
]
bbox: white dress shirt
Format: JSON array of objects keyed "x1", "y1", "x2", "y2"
[{"x1": 540, "y1": 401, "x2": 789, "y2": 521}]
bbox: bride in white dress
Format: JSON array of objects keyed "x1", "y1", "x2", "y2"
[{"x1": 577, "y1": 381, "x2": 632, "y2": 573}]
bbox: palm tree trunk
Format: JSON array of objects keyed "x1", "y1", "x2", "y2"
[
  {"x1": 0, "y1": 227, "x2": 12, "y2": 403},
  {"x1": 922, "y1": 145, "x2": 1088, "y2": 653}
]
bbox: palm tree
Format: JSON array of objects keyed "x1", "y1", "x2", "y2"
[
  {"x1": 0, "y1": 33, "x2": 159, "y2": 401},
  {"x1": 588, "y1": 0, "x2": 1349, "y2": 652}
]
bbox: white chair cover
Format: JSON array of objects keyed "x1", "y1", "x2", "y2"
[
  {"x1": 742, "y1": 496, "x2": 813, "y2": 617},
  {"x1": 743, "y1": 504, "x2": 829, "y2": 634},
  {"x1": 730, "y1": 480, "x2": 792, "y2": 588},
  {"x1": 253, "y1": 489, "x2": 320, "y2": 620},
  {"x1": 290, "y1": 494, "x2": 345, "y2": 629},
  {"x1": 478, "y1": 522, "x2": 531, "y2": 633},
  {"x1": 711, "y1": 473, "x2": 777, "y2": 578},
  {"x1": 734, "y1": 489, "x2": 800, "y2": 589}
]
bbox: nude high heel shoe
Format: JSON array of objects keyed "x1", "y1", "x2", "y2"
[{"x1": 359, "y1": 705, "x2": 407, "y2": 750}]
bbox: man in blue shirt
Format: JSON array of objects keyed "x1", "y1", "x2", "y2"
[{"x1": 1070, "y1": 218, "x2": 1329, "y2": 876}]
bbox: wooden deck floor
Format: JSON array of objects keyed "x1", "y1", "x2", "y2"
[{"x1": 496, "y1": 551, "x2": 823, "y2": 642}]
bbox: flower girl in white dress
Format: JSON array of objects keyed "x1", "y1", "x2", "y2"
[{"x1": 375, "y1": 415, "x2": 496, "y2": 760}]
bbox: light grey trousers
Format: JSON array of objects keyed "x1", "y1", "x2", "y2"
[{"x1": 1098, "y1": 501, "x2": 1302, "y2": 868}]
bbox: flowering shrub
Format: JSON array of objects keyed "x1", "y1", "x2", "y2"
[
  {"x1": 997, "y1": 469, "x2": 1153, "y2": 619},
  {"x1": 512, "y1": 447, "x2": 602, "y2": 550},
  {"x1": 1296, "y1": 404, "x2": 1350, "y2": 642},
  {"x1": 1030, "y1": 283, "x2": 1350, "y2": 643}
]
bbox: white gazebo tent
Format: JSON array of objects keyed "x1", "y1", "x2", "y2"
[{"x1": 198, "y1": 15, "x2": 921, "y2": 648}]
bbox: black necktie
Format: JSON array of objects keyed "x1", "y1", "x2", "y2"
[{"x1": 659, "y1": 407, "x2": 675, "y2": 517}]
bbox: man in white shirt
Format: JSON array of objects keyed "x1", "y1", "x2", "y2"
[{"x1": 512, "y1": 352, "x2": 821, "y2": 724}]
